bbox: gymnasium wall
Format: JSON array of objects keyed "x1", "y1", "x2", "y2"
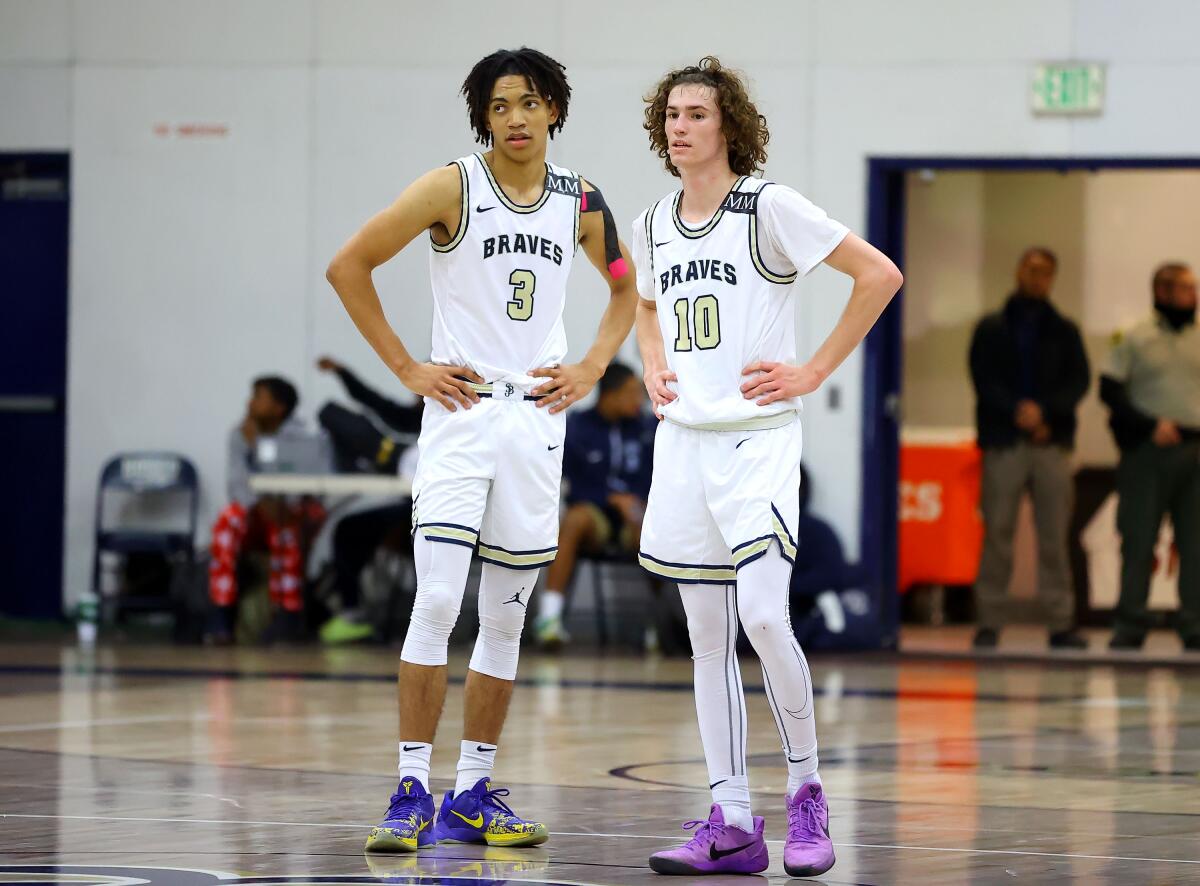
[{"x1": 4, "y1": 0, "x2": 1200, "y2": 608}]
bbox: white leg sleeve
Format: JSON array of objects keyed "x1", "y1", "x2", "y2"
[
  {"x1": 400, "y1": 535, "x2": 473, "y2": 667},
  {"x1": 679, "y1": 583, "x2": 748, "y2": 783},
  {"x1": 736, "y1": 546, "x2": 818, "y2": 774},
  {"x1": 468, "y1": 564, "x2": 538, "y2": 680}
]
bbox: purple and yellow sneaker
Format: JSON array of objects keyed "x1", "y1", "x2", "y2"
[
  {"x1": 784, "y1": 781, "x2": 835, "y2": 877},
  {"x1": 364, "y1": 777, "x2": 437, "y2": 853},
  {"x1": 648, "y1": 804, "x2": 769, "y2": 875},
  {"x1": 431, "y1": 779, "x2": 548, "y2": 847}
]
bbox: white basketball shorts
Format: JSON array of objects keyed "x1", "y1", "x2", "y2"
[
  {"x1": 639, "y1": 415, "x2": 801, "y2": 584},
  {"x1": 411, "y1": 384, "x2": 566, "y2": 570}
]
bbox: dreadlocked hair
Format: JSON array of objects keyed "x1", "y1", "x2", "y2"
[
  {"x1": 643, "y1": 56, "x2": 769, "y2": 177},
  {"x1": 461, "y1": 47, "x2": 571, "y2": 145}
]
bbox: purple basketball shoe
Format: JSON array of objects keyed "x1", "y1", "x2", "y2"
[
  {"x1": 648, "y1": 804, "x2": 769, "y2": 875},
  {"x1": 784, "y1": 781, "x2": 835, "y2": 877}
]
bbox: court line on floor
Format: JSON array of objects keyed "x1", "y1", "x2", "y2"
[
  {"x1": 3, "y1": 813, "x2": 1198, "y2": 865},
  {"x1": 0, "y1": 663, "x2": 1085, "y2": 705}
]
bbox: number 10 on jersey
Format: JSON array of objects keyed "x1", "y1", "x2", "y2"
[{"x1": 673, "y1": 294, "x2": 721, "y2": 351}]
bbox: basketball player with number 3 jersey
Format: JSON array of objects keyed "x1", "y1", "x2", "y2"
[
  {"x1": 632, "y1": 58, "x2": 902, "y2": 877},
  {"x1": 327, "y1": 48, "x2": 636, "y2": 854}
]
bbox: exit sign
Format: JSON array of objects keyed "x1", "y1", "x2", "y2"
[{"x1": 1031, "y1": 63, "x2": 1105, "y2": 115}]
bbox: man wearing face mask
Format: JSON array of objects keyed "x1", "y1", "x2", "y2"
[
  {"x1": 1101, "y1": 262, "x2": 1200, "y2": 652},
  {"x1": 969, "y1": 247, "x2": 1091, "y2": 650}
]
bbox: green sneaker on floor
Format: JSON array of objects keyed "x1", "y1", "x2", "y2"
[
  {"x1": 319, "y1": 614, "x2": 374, "y2": 645},
  {"x1": 534, "y1": 614, "x2": 568, "y2": 650}
]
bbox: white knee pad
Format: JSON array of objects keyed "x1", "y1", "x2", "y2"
[
  {"x1": 468, "y1": 564, "x2": 538, "y2": 681},
  {"x1": 400, "y1": 536, "x2": 472, "y2": 667}
]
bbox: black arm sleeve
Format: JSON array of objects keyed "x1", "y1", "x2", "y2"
[
  {"x1": 336, "y1": 367, "x2": 422, "y2": 435},
  {"x1": 1099, "y1": 374, "x2": 1157, "y2": 450},
  {"x1": 581, "y1": 185, "x2": 627, "y2": 277}
]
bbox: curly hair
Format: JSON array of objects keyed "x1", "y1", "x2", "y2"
[
  {"x1": 461, "y1": 47, "x2": 571, "y2": 146},
  {"x1": 643, "y1": 57, "x2": 769, "y2": 177}
]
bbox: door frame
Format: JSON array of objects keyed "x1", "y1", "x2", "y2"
[{"x1": 862, "y1": 155, "x2": 1200, "y2": 649}]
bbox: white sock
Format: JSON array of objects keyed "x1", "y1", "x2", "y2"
[
  {"x1": 787, "y1": 758, "x2": 820, "y2": 800},
  {"x1": 454, "y1": 739, "x2": 496, "y2": 796},
  {"x1": 397, "y1": 740, "x2": 432, "y2": 788},
  {"x1": 539, "y1": 589, "x2": 564, "y2": 621},
  {"x1": 712, "y1": 775, "x2": 754, "y2": 832}
]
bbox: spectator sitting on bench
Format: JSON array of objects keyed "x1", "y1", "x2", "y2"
[
  {"x1": 535, "y1": 362, "x2": 656, "y2": 648},
  {"x1": 315, "y1": 355, "x2": 423, "y2": 644},
  {"x1": 206, "y1": 376, "x2": 330, "y2": 644}
]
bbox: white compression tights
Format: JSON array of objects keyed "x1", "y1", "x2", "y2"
[{"x1": 679, "y1": 545, "x2": 819, "y2": 817}]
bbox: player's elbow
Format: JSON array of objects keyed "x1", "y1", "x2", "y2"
[
  {"x1": 879, "y1": 257, "x2": 903, "y2": 295},
  {"x1": 866, "y1": 257, "x2": 903, "y2": 302},
  {"x1": 325, "y1": 250, "x2": 366, "y2": 290}
]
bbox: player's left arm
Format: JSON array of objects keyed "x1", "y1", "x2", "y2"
[
  {"x1": 532, "y1": 180, "x2": 639, "y2": 414},
  {"x1": 742, "y1": 233, "x2": 902, "y2": 405}
]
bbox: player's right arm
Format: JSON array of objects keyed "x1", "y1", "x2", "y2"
[
  {"x1": 326, "y1": 165, "x2": 481, "y2": 411},
  {"x1": 630, "y1": 212, "x2": 676, "y2": 419}
]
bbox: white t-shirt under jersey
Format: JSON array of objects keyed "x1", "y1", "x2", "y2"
[{"x1": 631, "y1": 178, "x2": 848, "y2": 428}]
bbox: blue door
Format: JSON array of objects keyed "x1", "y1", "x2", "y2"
[{"x1": 0, "y1": 154, "x2": 70, "y2": 618}]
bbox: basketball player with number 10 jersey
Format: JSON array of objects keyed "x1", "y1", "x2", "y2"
[
  {"x1": 328, "y1": 48, "x2": 636, "y2": 855},
  {"x1": 633, "y1": 58, "x2": 903, "y2": 878}
]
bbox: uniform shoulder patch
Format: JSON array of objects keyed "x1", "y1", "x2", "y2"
[
  {"x1": 545, "y1": 171, "x2": 582, "y2": 197},
  {"x1": 721, "y1": 190, "x2": 759, "y2": 215}
]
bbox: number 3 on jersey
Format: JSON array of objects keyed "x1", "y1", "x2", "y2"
[
  {"x1": 507, "y1": 269, "x2": 535, "y2": 321},
  {"x1": 673, "y1": 294, "x2": 721, "y2": 351}
]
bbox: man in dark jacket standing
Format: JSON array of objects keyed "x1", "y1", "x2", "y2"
[
  {"x1": 969, "y1": 247, "x2": 1090, "y2": 649},
  {"x1": 1100, "y1": 263, "x2": 1200, "y2": 651}
]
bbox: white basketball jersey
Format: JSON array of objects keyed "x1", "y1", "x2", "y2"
[
  {"x1": 632, "y1": 176, "x2": 848, "y2": 428},
  {"x1": 429, "y1": 153, "x2": 582, "y2": 385}
]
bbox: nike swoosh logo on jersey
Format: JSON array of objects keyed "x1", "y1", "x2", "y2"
[
  {"x1": 710, "y1": 841, "x2": 756, "y2": 860},
  {"x1": 655, "y1": 240, "x2": 673, "y2": 247},
  {"x1": 735, "y1": 437, "x2": 751, "y2": 450},
  {"x1": 453, "y1": 810, "x2": 485, "y2": 828},
  {"x1": 476, "y1": 204, "x2": 495, "y2": 213},
  {"x1": 548, "y1": 444, "x2": 560, "y2": 450}
]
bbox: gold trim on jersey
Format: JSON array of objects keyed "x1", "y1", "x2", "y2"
[
  {"x1": 771, "y1": 512, "x2": 798, "y2": 562},
  {"x1": 666, "y1": 411, "x2": 797, "y2": 432},
  {"x1": 731, "y1": 536, "x2": 773, "y2": 568},
  {"x1": 644, "y1": 200, "x2": 659, "y2": 280},
  {"x1": 638, "y1": 552, "x2": 737, "y2": 584},
  {"x1": 670, "y1": 176, "x2": 747, "y2": 239},
  {"x1": 418, "y1": 523, "x2": 479, "y2": 547},
  {"x1": 476, "y1": 152, "x2": 552, "y2": 214},
  {"x1": 430, "y1": 159, "x2": 470, "y2": 253},
  {"x1": 477, "y1": 542, "x2": 557, "y2": 569},
  {"x1": 573, "y1": 177, "x2": 583, "y2": 247},
  {"x1": 748, "y1": 211, "x2": 798, "y2": 284}
]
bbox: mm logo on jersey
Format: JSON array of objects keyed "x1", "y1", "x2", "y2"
[
  {"x1": 721, "y1": 192, "x2": 759, "y2": 214},
  {"x1": 483, "y1": 233, "x2": 565, "y2": 266},
  {"x1": 660, "y1": 259, "x2": 738, "y2": 295},
  {"x1": 545, "y1": 172, "x2": 581, "y2": 197}
]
